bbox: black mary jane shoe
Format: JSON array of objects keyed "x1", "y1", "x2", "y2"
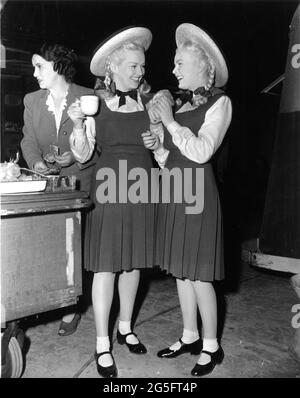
[
  {"x1": 116, "y1": 330, "x2": 147, "y2": 354},
  {"x1": 191, "y1": 347, "x2": 224, "y2": 377},
  {"x1": 157, "y1": 338, "x2": 201, "y2": 358},
  {"x1": 95, "y1": 351, "x2": 118, "y2": 378}
]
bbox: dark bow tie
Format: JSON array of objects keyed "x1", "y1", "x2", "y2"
[
  {"x1": 194, "y1": 87, "x2": 212, "y2": 97},
  {"x1": 178, "y1": 90, "x2": 193, "y2": 105},
  {"x1": 115, "y1": 89, "x2": 138, "y2": 107},
  {"x1": 174, "y1": 87, "x2": 212, "y2": 106}
]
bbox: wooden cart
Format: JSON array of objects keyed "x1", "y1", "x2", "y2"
[{"x1": 1, "y1": 191, "x2": 90, "y2": 377}]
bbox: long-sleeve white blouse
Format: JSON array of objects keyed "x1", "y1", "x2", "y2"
[
  {"x1": 69, "y1": 116, "x2": 96, "y2": 163},
  {"x1": 153, "y1": 95, "x2": 232, "y2": 168},
  {"x1": 69, "y1": 93, "x2": 145, "y2": 163}
]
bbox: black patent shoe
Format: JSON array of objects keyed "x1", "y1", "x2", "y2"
[
  {"x1": 95, "y1": 351, "x2": 118, "y2": 378},
  {"x1": 157, "y1": 338, "x2": 201, "y2": 358},
  {"x1": 191, "y1": 347, "x2": 224, "y2": 377},
  {"x1": 116, "y1": 330, "x2": 147, "y2": 354}
]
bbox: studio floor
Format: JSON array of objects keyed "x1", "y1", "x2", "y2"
[{"x1": 9, "y1": 261, "x2": 300, "y2": 379}]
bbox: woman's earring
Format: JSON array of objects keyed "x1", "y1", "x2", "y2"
[{"x1": 104, "y1": 73, "x2": 111, "y2": 90}]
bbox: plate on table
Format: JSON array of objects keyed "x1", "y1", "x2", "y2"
[{"x1": 0, "y1": 180, "x2": 47, "y2": 194}]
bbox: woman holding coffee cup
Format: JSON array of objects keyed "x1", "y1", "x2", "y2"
[
  {"x1": 68, "y1": 26, "x2": 156, "y2": 378},
  {"x1": 21, "y1": 43, "x2": 97, "y2": 336},
  {"x1": 21, "y1": 43, "x2": 96, "y2": 181}
]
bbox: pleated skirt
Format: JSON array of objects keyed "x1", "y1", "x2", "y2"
[
  {"x1": 84, "y1": 147, "x2": 155, "y2": 273},
  {"x1": 155, "y1": 159, "x2": 224, "y2": 282}
]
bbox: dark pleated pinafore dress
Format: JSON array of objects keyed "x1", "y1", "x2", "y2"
[
  {"x1": 84, "y1": 97, "x2": 156, "y2": 273},
  {"x1": 155, "y1": 93, "x2": 225, "y2": 281}
]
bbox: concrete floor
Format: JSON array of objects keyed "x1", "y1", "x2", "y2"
[{"x1": 13, "y1": 261, "x2": 300, "y2": 379}]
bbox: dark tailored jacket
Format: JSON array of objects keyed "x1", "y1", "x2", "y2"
[{"x1": 20, "y1": 83, "x2": 98, "y2": 192}]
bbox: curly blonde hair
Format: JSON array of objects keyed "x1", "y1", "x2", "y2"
[{"x1": 94, "y1": 42, "x2": 151, "y2": 100}]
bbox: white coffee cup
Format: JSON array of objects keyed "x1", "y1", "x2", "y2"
[{"x1": 80, "y1": 95, "x2": 99, "y2": 116}]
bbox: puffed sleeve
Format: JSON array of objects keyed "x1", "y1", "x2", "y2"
[
  {"x1": 166, "y1": 96, "x2": 232, "y2": 164},
  {"x1": 20, "y1": 94, "x2": 44, "y2": 169},
  {"x1": 150, "y1": 123, "x2": 170, "y2": 169},
  {"x1": 69, "y1": 116, "x2": 96, "y2": 163}
]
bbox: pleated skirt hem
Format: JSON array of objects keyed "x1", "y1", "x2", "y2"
[{"x1": 84, "y1": 202, "x2": 155, "y2": 273}]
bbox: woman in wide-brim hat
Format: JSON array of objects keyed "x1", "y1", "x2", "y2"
[
  {"x1": 67, "y1": 26, "x2": 156, "y2": 378},
  {"x1": 143, "y1": 23, "x2": 232, "y2": 377}
]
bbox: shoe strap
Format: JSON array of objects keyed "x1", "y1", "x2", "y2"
[
  {"x1": 178, "y1": 338, "x2": 195, "y2": 346},
  {"x1": 201, "y1": 349, "x2": 217, "y2": 357},
  {"x1": 120, "y1": 331, "x2": 137, "y2": 339},
  {"x1": 95, "y1": 351, "x2": 111, "y2": 359},
  {"x1": 170, "y1": 338, "x2": 185, "y2": 351}
]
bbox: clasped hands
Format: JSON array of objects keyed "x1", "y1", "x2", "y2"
[
  {"x1": 142, "y1": 90, "x2": 175, "y2": 151},
  {"x1": 147, "y1": 89, "x2": 175, "y2": 126}
]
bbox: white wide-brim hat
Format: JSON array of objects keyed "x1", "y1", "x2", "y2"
[
  {"x1": 90, "y1": 26, "x2": 152, "y2": 76},
  {"x1": 176, "y1": 23, "x2": 228, "y2": 87}
]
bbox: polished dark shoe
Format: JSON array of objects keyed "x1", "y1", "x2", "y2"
[
  {"x1": 116, "y1": 330, "x2": 147, "y2": 354},
  {"x1": 94, "y1": 351, "x2": 118, "y2": 378},
  {"x1": 58, "y1": 313, "x2": 81, "y2": 337},
  {"x1": 157, "y1": 338, "x2": 201, "y2": 358},
  {"x1": 191, "y1": 347, "x2": 224, "y2": 377}
]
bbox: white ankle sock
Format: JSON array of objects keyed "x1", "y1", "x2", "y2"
[
  {"x1": 96, "y1": 336, "x2": 110, "y2": 353},
  {"x1": 202, "y1": 338, "x2": 219, "y2": 352},
  {"x1": 170, "y1": 329, "x2": 199, "y2": 351},
  {"x1": 118, "y1": 320, "x2": 138, "y2": 344},
  {"x1": 182, "y1": 329, "x2": 199, "y2": 344},
  {"x1": 118, "y1": 320, "x2": 131, "y2": 335},
  {"x1": 96, "y1": 336, "x2": 113, "y2": 367},
  {"x1": 198, "y1": 338, "x2": 219, "y2": 365}
]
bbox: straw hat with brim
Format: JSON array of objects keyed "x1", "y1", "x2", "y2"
[
  {"x1": 176, "y1": 23, "x2": 228, "y2": 87},
  {"x1": 90, "y1": 26, "x2": 152, "y2": 76}
]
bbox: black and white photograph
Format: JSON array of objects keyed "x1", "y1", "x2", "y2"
[{"x1": 0, "y1": 0, "x2": 300, "y2": 381}]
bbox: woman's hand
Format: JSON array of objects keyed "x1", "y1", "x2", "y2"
[
  {"x1": 43, "y1": 153, "x2": 56, "y2": 164},
  {"x1": 53, "y1": 151, "x2": 75, "y2": 167},
  {"x1": 141, "y1": 131, "x2": 160, "y2": 151},
  {"x1": 148, "y1": 105, "x2": 161, "y2": 124},
  {"x1": 147, "y1": 90, "x2": 174, "y2": 124},
  {"x1": 67, "y1": 99, "x2": 85, "y2": 129},
  {"x1": 33, "y1": 160, "x2": 48, "y2": 173},
  {"x1": 153, "y1": 96, "x2": 175, "y2": 127},
  {"x1": 153, "y1": 89, "x2": 174, "y2": 107}
]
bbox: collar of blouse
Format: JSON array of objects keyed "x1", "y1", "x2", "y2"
[{"x1": 105, "y1": 90, "x2": 144, "y2": 112}]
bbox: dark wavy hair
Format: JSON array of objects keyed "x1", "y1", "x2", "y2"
[{"x1": 40, "y1": 43, "x2": 77, "y2": 82}]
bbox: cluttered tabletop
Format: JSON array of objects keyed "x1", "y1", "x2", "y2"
[{"x1": 0, "y1": 154, "x2": 91, "y2": 216}]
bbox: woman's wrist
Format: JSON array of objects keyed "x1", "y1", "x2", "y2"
[
  {"x1": 166, "y1": 120, "x2": 179, "y2": 133},
  {"x1": 163, "y1": 117, "x2": 175, "y2": 128},
  {"x1": 73, "y1": 126, "x2": 85, "y2": 135},
  {"x1": 153, "y1": 142, "x2": 165, "y2": 154},
  {"x1": 73, "y1": 121, "x2": 84, "y2": 130}
]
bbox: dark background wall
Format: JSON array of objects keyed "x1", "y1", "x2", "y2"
[{"x1": 1, "y1": 0, "x2": 299, "y2": 256}]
